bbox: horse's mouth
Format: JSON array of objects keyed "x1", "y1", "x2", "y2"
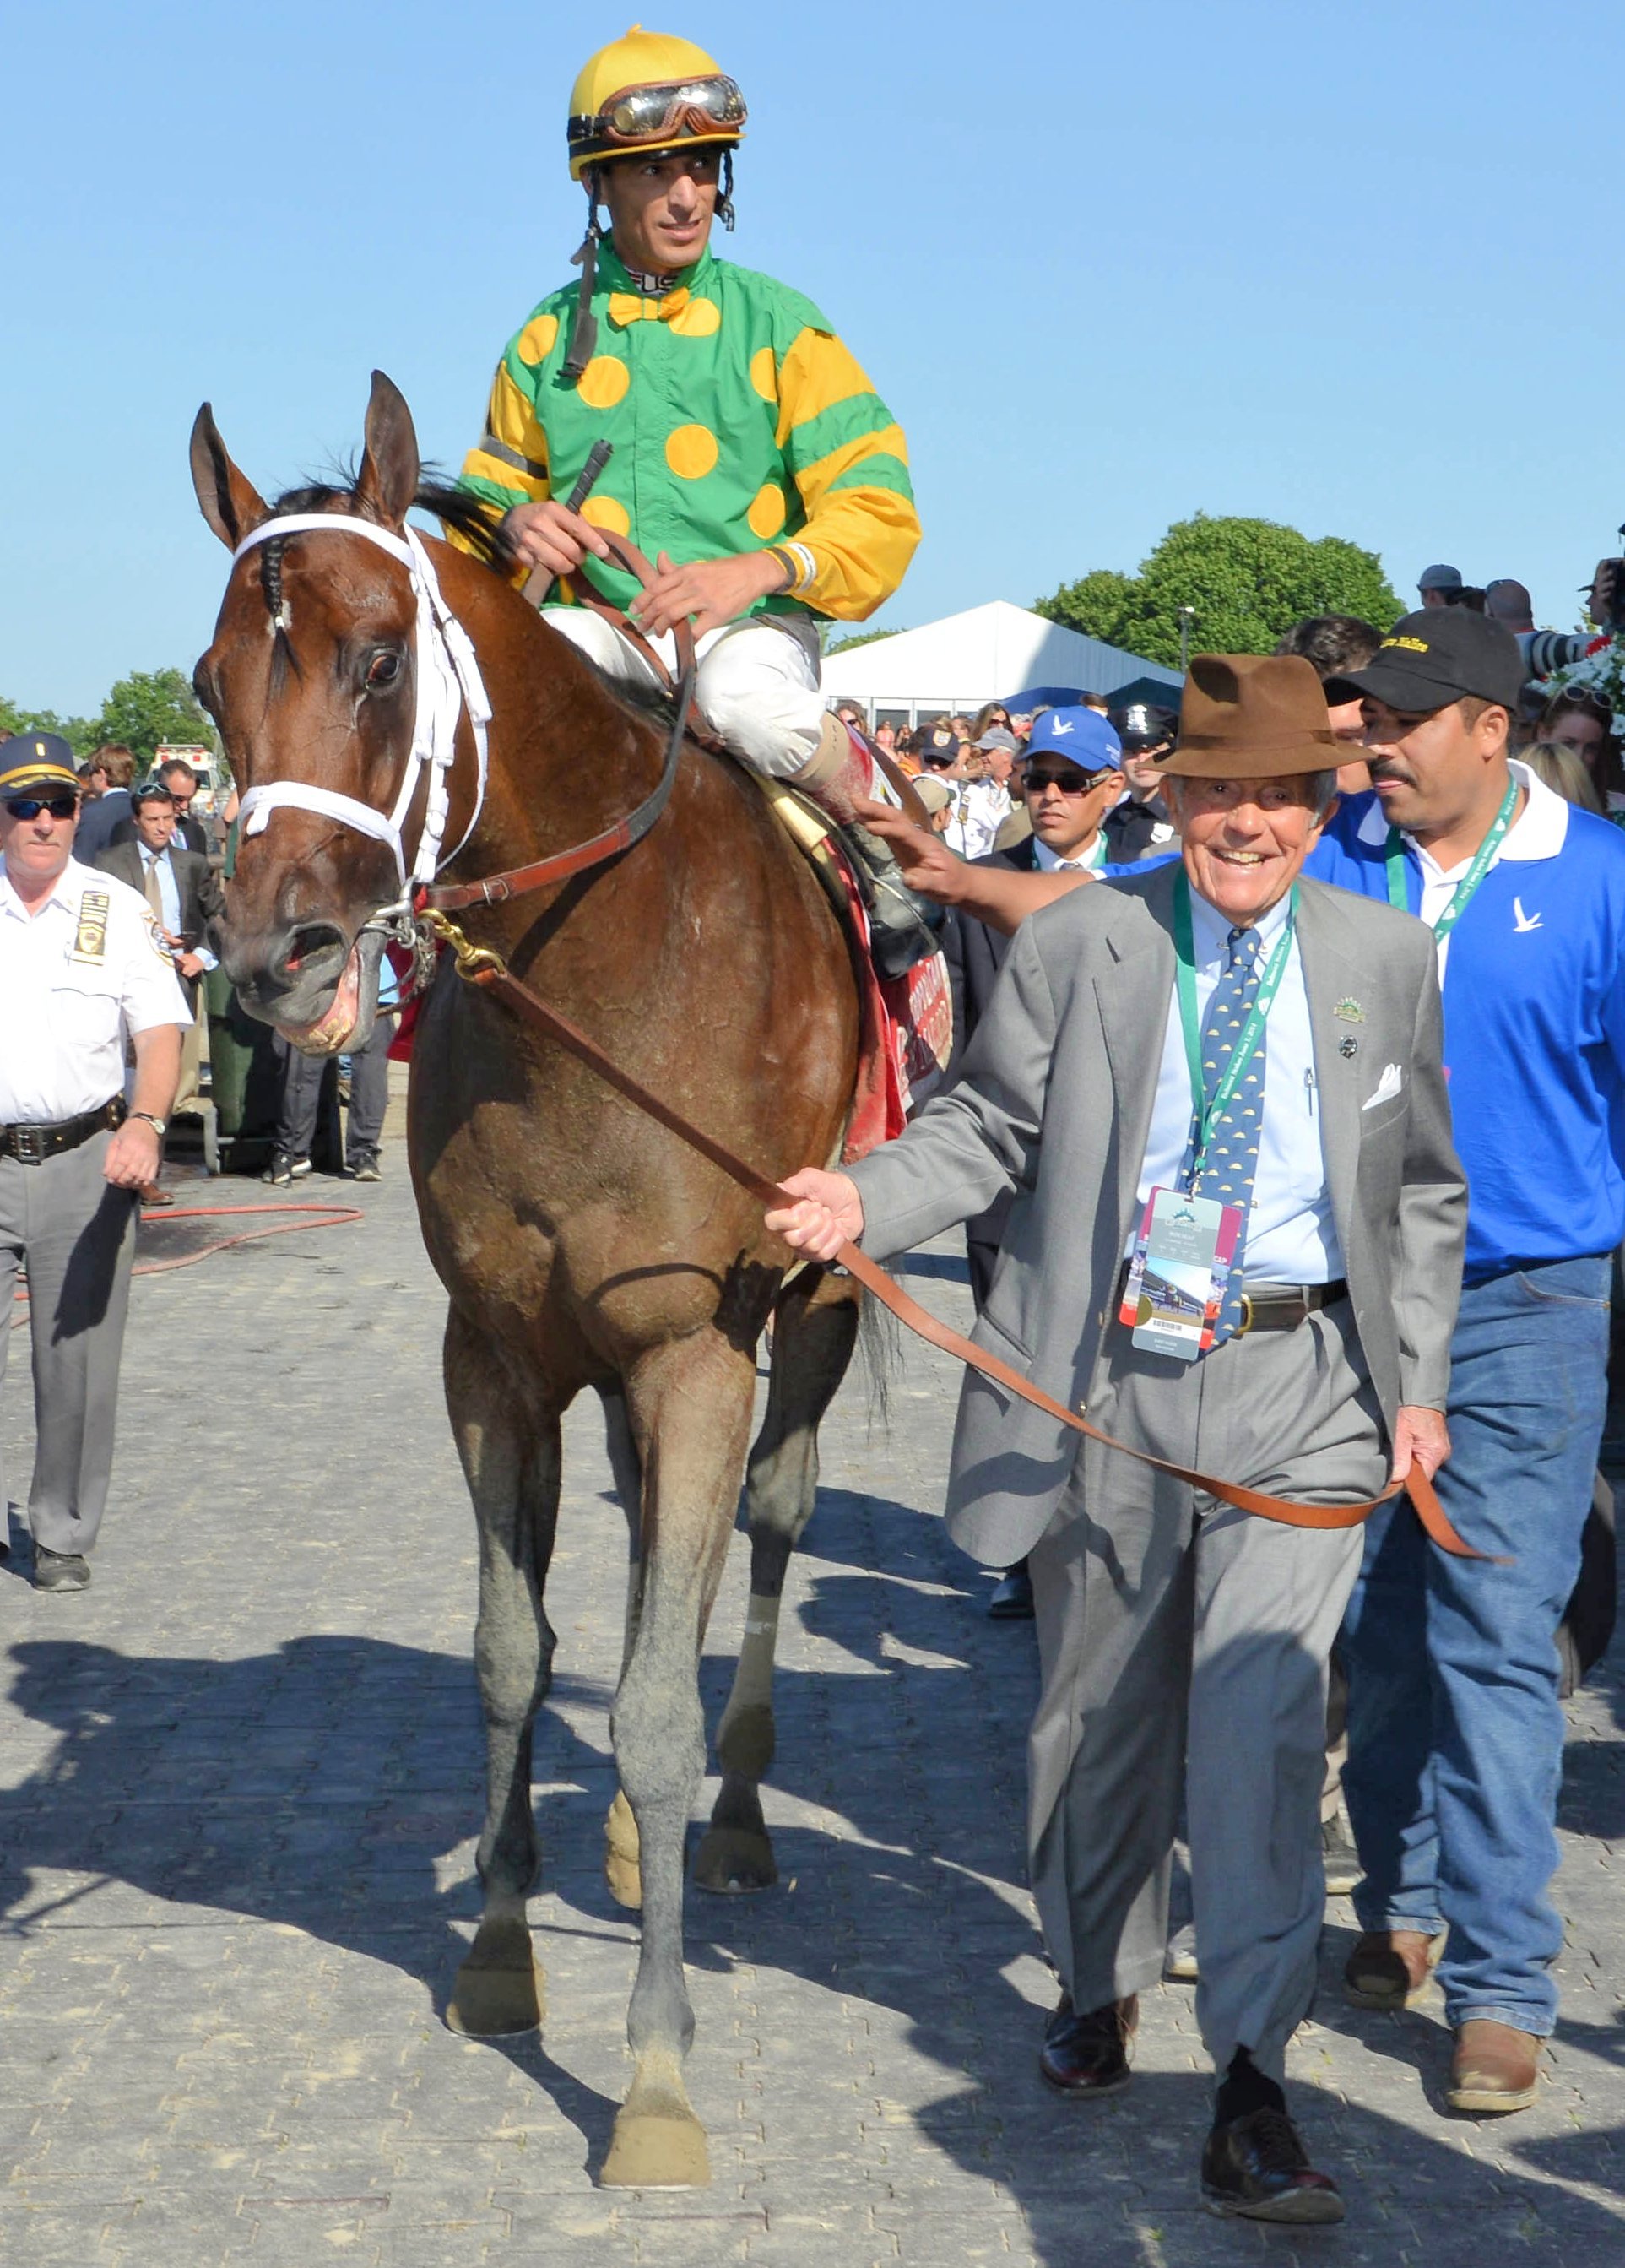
[{"x1": 278, "y1": 928, "x2": 386, "y2": 1056}]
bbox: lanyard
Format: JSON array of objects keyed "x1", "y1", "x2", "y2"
[
  {"x1": 1384, "y1": 773, "x2": 1519, "y2": 941},
  {"x1": 1173, "y1": 870, "x2": 1297, "y2": 1190}
]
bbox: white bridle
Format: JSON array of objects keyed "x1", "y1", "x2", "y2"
[{"x1": 230, "y1": 514, "x2": 492, "y2": 903}]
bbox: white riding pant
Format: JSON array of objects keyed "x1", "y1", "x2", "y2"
[{"x1": 543, "y1": 607, "x2": 826, "y2": 779}]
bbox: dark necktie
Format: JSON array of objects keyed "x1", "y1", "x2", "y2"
[{"x1": 1178, "y1": 924, "x2": 1266, "y2": 1344}]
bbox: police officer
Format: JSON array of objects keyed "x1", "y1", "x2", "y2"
[{"x1": 0, "y1": 735, "x2": 188, "y2": 1591}]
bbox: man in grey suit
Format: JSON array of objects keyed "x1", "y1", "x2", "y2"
[{"x1": 770, "y1": 654, "x2": 1466, "y2": 2224}]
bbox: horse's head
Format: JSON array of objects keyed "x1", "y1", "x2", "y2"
[{"x1": 191, "y1": 371, "x2": 455, "y2": 1052}]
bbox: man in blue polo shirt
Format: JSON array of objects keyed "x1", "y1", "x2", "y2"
[{"x1": 1310, "y1": 607, "x2": 1625, "y2": 2114}]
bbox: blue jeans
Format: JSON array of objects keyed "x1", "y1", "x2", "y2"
[{"x1": 1341, "y1": 1256, "x2": 1610, "y2": 2035}]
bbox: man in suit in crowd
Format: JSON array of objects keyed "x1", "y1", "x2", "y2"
[
  {"x1": 71, "y1": 743, "x2": 138, "y2": 858},
  {"x1": 768, "y1": 655, "x2": 1466, "y2": 2223}
]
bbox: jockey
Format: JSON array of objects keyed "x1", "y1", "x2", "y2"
[{"x1": 453, "y1": 25, "x2": 931, "y2": 971}]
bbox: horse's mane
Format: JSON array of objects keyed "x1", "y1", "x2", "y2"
[{"x1": 261, "y1": 471, "x2": 678, "y2": 731}]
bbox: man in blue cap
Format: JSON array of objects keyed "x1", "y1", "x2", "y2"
[{"x1": 0, "y1": 735, "x2": 188, "y2": 1590}]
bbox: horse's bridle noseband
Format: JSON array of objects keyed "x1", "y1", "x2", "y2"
[{"x1": 226, "y1": 513, "x2": 696, "y2": 951}]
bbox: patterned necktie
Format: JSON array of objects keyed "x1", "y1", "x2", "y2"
[{"x1": 1179, "y1": 924, "x2": 1266, "y2": 1344}]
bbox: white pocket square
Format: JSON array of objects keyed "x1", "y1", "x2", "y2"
[{"x1": 1362, "y1": 1063, "x2": 1403, "y2": 1110}]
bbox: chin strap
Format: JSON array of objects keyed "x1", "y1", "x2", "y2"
[
  {"x1": 230, "y1": 515, "x2": 491, "y2": 901},
  {"x1": 562, "y1": 170, "x2": 604, "y2": 382}
]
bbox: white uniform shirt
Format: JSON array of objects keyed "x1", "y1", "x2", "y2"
[
  {"x1": 1033, "y1": 833, "x2": 1108, "y2": 874},
  {"x1": 945, "y1": 780, "x2": 1012, "y2": 860},
  {"x1": 1132, "y1": 883, "x2": 1346, "y2": 1286},
  {"x1": 0, "y1": 855, "x2": 191, "y2": 1123}
]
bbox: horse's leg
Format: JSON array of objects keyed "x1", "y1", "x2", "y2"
[
  {"x1": 694, "y1": 1267, "x2": 859, "y2": 1894},
  {"x1": 599, "y1": 1383, "x2": 645, "y2": 1910},
  {"x1": 442, "y1": 1305, "x2": 559, "y2": 2038},
  {"x1": 600, "y1": 1338, "x2": 755, "y2": 2190}
]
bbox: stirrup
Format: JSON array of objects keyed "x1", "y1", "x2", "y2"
[{"x1": 839, "y1": 821, "x2": 944, "y2": 980}]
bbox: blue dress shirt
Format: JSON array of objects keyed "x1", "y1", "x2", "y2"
[{"x1": 1131, "y1": 883, "x2": 1345, "y2": 1286}]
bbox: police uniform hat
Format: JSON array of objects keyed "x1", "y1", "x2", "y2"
[{"x1": 0, "y1": 734, "x2": 82, "y2": 799}]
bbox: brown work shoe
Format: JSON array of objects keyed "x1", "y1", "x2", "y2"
[
  {"x1": 1448, "y1": 2020, "x2": 1542, "y2": 2114},
  {"x1": 1343, "y1": 1929, "x2": 1444, "y2": 2010}
]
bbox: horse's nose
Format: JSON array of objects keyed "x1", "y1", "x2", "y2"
[{"x1": 218, "y1": 918, "x2": 349, "y2": 1017}]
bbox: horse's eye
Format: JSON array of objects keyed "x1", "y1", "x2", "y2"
[{"x1": 365, "y1": 650, "x2": 403, "y2": 692}]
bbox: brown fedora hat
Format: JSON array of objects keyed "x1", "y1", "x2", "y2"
[{"x1": 1161, "y1": 653, "x2": 1339, "y2": 779}]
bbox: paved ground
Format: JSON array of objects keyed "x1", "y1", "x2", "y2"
[{"x1": 3, "y1": 1072, "x2": 1625, "y2": 2265}]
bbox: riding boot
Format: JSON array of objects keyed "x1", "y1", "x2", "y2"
[{"x1": 794, "y1": 713, "x2": 944, "y2": 980}]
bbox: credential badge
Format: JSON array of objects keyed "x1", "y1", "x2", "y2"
[
  {"x1": 1334, "y1": 996, "x2": 1366, "y2": 1023},
  {"x1": 71, "y1": 889, "x2": 111, "y2": 966}
]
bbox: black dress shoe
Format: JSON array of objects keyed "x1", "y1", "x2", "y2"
[
  {"x1": 988, "y1": 1560, "x2": 1035, "y2": 1620},
  {"x1": 33, "y1": 1546, "x2": 91, "y2": 1593},
  {"x1": 1039, "y1": 1994, "x2": 1136, "y2": 2097},
  {"x1": 1201, "y1": 2105, "x2": 1344, "y2": 2223}
]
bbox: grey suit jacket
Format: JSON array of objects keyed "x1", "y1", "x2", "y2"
[
  {"x1": 92, "y1": 839, "x2": 222, "y2": 947},
  {"x1": 849, "y1": 862, "x2": 1468, "y2": 1566}
]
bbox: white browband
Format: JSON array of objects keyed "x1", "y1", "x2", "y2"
[{"x1": 230, "y1": 513, "x2": 492, "y2": 897}]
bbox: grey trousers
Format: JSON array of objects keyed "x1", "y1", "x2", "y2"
[
  {"x1": 1026, "y1": 1300, "x2": 1384, "y2": 2086},
  {"x1": 0, "y1": 1130, "x2": 140, "y2": 1555}
]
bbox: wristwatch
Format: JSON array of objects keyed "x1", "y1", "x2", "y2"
[{"x1": 129, "y1": 1111, "x2": 168, "y2": 1137}]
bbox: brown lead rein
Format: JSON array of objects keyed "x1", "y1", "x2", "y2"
[{"x1": 423, "y1": 929, "x2": 1491, "y2": 1561}]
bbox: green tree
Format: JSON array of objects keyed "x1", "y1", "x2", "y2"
[
  {"x1": 0, "y1": 695, "x2": 97, "y2": 756},
  {"x1": 94, "y1": 668, "x2": 215, "y2": 765},
  {"x1": 1037, "y1": 513, "x2": 1402, "y2": 665},
  {"x1": 824, "y1": 625, "x2": 904, "y2": 655}
]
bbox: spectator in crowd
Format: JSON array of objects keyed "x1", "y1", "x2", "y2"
[
  {"x1": 1521, "y1": 740, "x2": 1604, "y2": 814},
  {"x1": 1309, "y1": 608, "x2": 1625, "y2": 2114},
  {"x1": 834, "y1": 701, "x2": 866, "y2": 734},
  {"x1": 109, "y1": 758, "x2": 210, "y2": 855},
  {"x1": 1009, "y1": 711, "x2": 1034, "y2": 743},
  {"x1": 1081, "y1": 691, "x2": 1111, "y2": 714},
  {"x1": 917, "y1": 715, "x2": 959, "y2": 768},
  {"x1": 910, "y1": 774, "x2": 956, "y2": 835},
  {"x1": 1275, "y1": 616, "x2": 1383, "y2": 796},
  {"x1": 971, "y1": 701, "x2": 1013, "y2": 741},
  {"x1": 1104, "y1": 703, "x2": 1182, "y2": 860},
  {"x1": 1419, "y1": 564, "x2": 1463, "y2": 610},
  {"x1": 945, "y1": 730, "x2": 1016, "y2": 859},
  {"x1": 1485, "y1": 578, "x2": 1536, "y2": 637},
  {"x1": 874, "y1": 720, "x2": 901, "y2": 765},
  {"x1": 771, "y1": 654, "x2": 1464, "y2": 2222},
  {"x1": 1444, "y1": 585, "x2": 1487, "y2": 614},
  {"x1": 77, "y1": 758, "x2": 107, "y2": 801},
  {"x1": 264, "y1": 961, "x2": 400, "y2": 1186},
  {"x1": 93, "y1": 780, "x2": 224, "y2": 1194},
  {"x1": 1540, "y1": 686, "x2": 1623, "y2": 817},
  {"x1": 73, "y1": 744, "x2": 137, "y2": 856},
  {"x1": 948, "y1": 713, "x2": 973, "y2": 744},
  {"x1": 0, "y1": 735, "x2": 187, "y2": 1592}
]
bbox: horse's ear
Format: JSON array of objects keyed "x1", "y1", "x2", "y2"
[
  {"x1": 355, "y1": 370, "x2": 420, "y2": 529},
  {"x1": 189, "y1": 404, "x2": 268, "y2": 550}
]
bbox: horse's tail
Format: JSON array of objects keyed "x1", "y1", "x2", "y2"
[{"x1": 855, "y1": 1267, "x2": 904, "y2": 1431}]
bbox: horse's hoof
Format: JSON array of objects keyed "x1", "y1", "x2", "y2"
[
  {"x1": 600, "y1": 2109, "x2": 711, "y2": 2189},
  {"x1": 446, "y1": 1916, "x2": 544, "y2": 2037},
  {"x1": 604, "y1": 1789, "x2": 642, "y2": 1912},
  {"x1": 692, "y1": 1823, "x2": 777, "y2": 1895}
]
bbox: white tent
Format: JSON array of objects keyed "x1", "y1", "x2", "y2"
[{"x1": 820, "y1": 600, "x2": 1180, "y2": 727}]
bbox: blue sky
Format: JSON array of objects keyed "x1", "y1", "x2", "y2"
[{"x1": 3, "y1": 0, "x2": 1620, "y2": 714}]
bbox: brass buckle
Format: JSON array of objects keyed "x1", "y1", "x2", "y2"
[{"x1": 1236, "y1": 1292, "x2": 1254, "y2": 1336}]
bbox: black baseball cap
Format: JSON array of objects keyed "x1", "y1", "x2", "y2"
[{"x1": 1322, "y1": 609, "x2": 1524, "y2": 713}]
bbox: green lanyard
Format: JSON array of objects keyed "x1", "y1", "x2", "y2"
[
  {"x1": 1173, "y1": 870, "x2": 1297, "y2": 1191},
  {"x1": 1384, "y1": 773, "x2": 1519, "y2": 941}
]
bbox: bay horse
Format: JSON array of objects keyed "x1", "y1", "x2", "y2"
[{"x1": 189, "y1": 372, "x2": 865, "y2": 2189}]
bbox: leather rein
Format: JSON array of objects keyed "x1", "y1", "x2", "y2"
[{"x1": 401, "y1": 535, "x2": 1487, "y2": 1563}]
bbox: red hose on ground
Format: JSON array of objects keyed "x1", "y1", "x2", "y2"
[{"x1": 13, "y1": 1202, "x2": 365, "y2": 1301}]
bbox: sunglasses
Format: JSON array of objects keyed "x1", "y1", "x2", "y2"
[
  {"x1": 1025, "y1": 768, "x2": 1104, "y2": 795},
  {"x1": 5, "y1": 793, "x2": 79, "y2": 821}
]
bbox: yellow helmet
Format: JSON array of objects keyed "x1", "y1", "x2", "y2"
[{"x1": 567, "y1": 25, "x2": 746, "y2": 182}]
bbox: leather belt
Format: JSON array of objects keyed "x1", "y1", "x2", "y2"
[
  {"x1": 1236, "y1": 1279, "x2": 1348, "y2": 1333},
  {"x1": 0, "y1": 1097, "x2": 126, "y2": 1165},
  {"x1": 1115, "y1": 1266, "x2": 1346, "y2": 1334}
]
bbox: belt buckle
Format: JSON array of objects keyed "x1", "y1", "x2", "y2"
[
  {"x1": 1235, "y1": 1291, "x2": 1254, "y2": 1336},
  {"x1": 13, "y1": 1125, "x2": 46, "y2": 1165}
]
